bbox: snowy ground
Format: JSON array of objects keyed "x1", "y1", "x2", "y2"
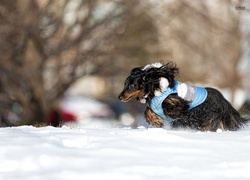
[{"x1": 1, "y1": 122, "x2": 250, "y2": 180}]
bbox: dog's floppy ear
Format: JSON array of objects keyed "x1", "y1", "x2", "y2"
[
  {"x1": 143, "y1": 61, "x2": 178, "y2": 88},
  {"x1": 162, "y1": 61, "x2": 179, "y2": 75},
  {"x1": 160, "y1": 61, "x2": 179, "y2": 87}
]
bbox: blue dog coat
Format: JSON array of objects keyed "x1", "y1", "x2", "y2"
[{"x1": 150, "y1": 80, "x2": 207, "y2": 122}]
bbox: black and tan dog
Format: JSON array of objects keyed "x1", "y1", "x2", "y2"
[{"x1": 118, "y1": 62, "x2": 249, "y2": 131}]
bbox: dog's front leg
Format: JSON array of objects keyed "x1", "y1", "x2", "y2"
[{"x1": 145, "y1": 107, "x2": 164, "y2": 128}]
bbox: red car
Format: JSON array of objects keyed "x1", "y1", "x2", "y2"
[{"x1": 47, "y1": 96, "x2": 114, "y2": 127}]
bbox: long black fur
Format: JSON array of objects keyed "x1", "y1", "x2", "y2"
[{"x1": 118, "y1": 61, "x2": 249, "y2": 131}]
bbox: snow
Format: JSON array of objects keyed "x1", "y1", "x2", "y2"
[{"x1": 1, "y1": 124, "x2": 250, "y2": 180}]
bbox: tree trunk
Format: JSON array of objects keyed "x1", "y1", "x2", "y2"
[{"x1": 19, "y1": 98, "x2": 46, "y2": 125}]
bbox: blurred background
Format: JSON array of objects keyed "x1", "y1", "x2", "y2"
[{"x1": 0, "y1": 0, "x2": 250, "y2": 127}]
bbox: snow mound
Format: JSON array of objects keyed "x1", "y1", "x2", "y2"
[{"x1": 0, "y1": 125, "x2": 250, "y2": 179}]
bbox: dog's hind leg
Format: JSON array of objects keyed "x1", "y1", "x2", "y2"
[{"x1": 144, "y1": 107, "x2": 164, "y2": 128}]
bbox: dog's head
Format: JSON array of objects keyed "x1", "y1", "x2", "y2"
[
  {"x1": 118, "y1": 67, "x2": 145, "y2": 102},
  {"x1": 118, "y1": 61, "x2": 179, "y2": 102}
]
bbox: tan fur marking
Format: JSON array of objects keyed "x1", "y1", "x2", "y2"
[
  {"x1": 145, "y1": 108, "x2": 164, "y2": 128},
  {"x1": 218, "y1": 120, "x2": 225, "y2": 130},
  {"x1": 164, "y1": 97, "x2": 182, "y2": 106},
  {"x1": 121, "y1": 90, "x2": 145, "y2": 101}
]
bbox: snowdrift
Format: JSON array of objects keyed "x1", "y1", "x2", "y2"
[{"x1": 0, "y1": 125, "x2": 250, "y2": 179}]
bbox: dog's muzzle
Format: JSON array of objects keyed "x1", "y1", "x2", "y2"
[
  {"x1": 118, "y1": 94, "x2": 123, "y2": 101},
  {"x1": 118, "y1": 91, "x2": 127, "y2": 101}
]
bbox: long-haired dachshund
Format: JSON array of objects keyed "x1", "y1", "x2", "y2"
[{"x1": 118, "y1": 61, "x2": 249, "y2": 131}]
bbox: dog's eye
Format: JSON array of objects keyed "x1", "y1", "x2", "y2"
[{"x1": 129, "y1": 84, "x2": 136, "y2": 89}]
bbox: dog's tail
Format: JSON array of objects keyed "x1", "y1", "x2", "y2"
[
  {"x1": 206, "y1": 88, "x2": 250, "y2": 131},
  {"x1": 219, "y1": 99, "x2": 250, "y2": 131},
  {"x1": 225, "y1": 104, "x2": 250, "y2": 131},
  {"x1": 238, "y1": 101, "x2": 250, "y2": 129},
  {"x1": 239, "y1": 115, "x2": 250, "y2": 129}
]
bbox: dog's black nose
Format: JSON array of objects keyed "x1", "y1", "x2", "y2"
[{"x1": 118, "y1": 95, "x2": 122, "y2": 100}]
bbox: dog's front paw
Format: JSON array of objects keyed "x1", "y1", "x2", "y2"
[
  {"x1": 146, "y1": 117, "x2": 164, "y2": 127},
  {"x1": 145, "y1": 108, "x2": 164, "y2": 128},
  {"x1": 152, "y1": 117, "x2": 164, "y2": 128}
]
